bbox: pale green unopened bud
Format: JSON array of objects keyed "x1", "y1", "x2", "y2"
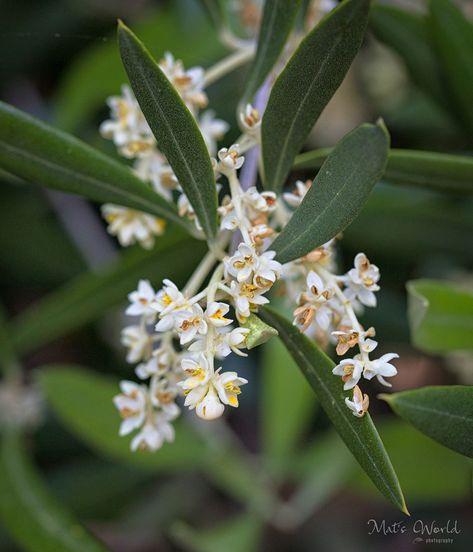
[{"x1": 241, "y1": 313, "x2": 278, "y2": 349}]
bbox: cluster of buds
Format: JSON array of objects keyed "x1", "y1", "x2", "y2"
[{"x1": 100, "y1": 53, "x2": 228, "y2": 248}]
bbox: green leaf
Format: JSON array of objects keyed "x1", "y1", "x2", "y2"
[
  {"x1": 429, "y1": 0, "x2": 473, "y2": 135},
  {"x1": 39, "y1": 366, "x2": 210, "y2": 471},
  {"x1": 242, "y1": 0, "x2": 301, "y2": 103},
  {"x1": 0, "y1": 431, "x2": 108, "y2": 552},
  {"x1": 258, "y1": 306, "x2": 408, "y2": 513},
  {"x1": 370, "y1": 4, "x2": 451, "y2": 115},
  {"x1": 261, "y1": 0, "x2": 369, "y2": 191},
  {"x1": 261, "y1": 337, "x2": 316, "y2": 472},
  {"x1": 381, "y1": 386, "x2": 473, "y2": 459},
  {"x1": 295, "y1": 148, "x2": 473, "y2": 195},
  {"x1": 196, "y1": 0, "x2": 226, "y2": 29},
  {"x1": 407, "y1": 279, "x2": 473, "y2": 353},
  {"x1": 118, "y1": 22, "x2": 218, "y2": 240},
  {"x1": 171, "y1": 514, "x2": 262, "y2": 552},
  {"x1": 11, "y1": 232, "x2": 206, "y2": 354},
  {"x1": 272, "y1": 123, "x2": 389, "y2": 264},
  {"x1": 350, "y1": 420, "x2": 471, "y2": 503},
  {"x1": 0, "y1": 102, "x2": 185, "y2": 229}
]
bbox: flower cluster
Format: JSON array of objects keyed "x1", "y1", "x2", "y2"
[
  {"x1": 100, "y1": 53, "x2": 228, "y2": 249},
  {"x1": 106, "y1": 40, "x2": 398, "y2": 451}
]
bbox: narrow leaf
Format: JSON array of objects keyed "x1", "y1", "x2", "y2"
[
  {"x1": 295, "y1": 148, "x2": 473, "y2": 195},
  {"x1": 429, "y1": 0, "x2": 473, "y2": 135},
  {"x1": 0, "y1": 431, "x2": 108, "y2": 552},
  {"x1": 118, "y1": 21, "x2": 218, "y2": 239},
  {"x1": 261, "y1": 0, "x2": 369, "y2": 191},
  {"x1": 11, "y1": 232, "x2": 206, "y2": 354},
  {"x1": 407, "y1": 279, "x2": 473, "y2": 353},
  {"x1": 370, "y1": 4, "x2": 452, "y2": 115},
  {"x1": 39, "y1": 366, "x2": 210, "y2": 471},
  {"x1": 242, "y1": 0, "x2": 301, "y2": 103},
  {"x1": 381, "y1": 386, "x2": 473, "y2": 458},
  {"x1": 0, "y1": 102, "x2": 184, "y2": 228},
  {"x1": 272, "y1": 122, "x2": 389, "y2": 264},
  {"x1": 259, "y1": 306, "x2": 407, "y2": 513}
]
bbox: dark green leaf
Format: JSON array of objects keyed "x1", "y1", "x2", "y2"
[
  {"x1": 429, "y1": 0, "x2": 473, "y2": 135},
  {"x1": 407, "y1": 279, "x2": 473, "y2": 353},
  {"x1": 0, "y1": 431, "x2": 108, "y2": 552},
  {"x1": 381, "y1": 386, "x2": 473, "y2": 458},
  {"x1": 261, "y1": 0, "x2": 369, "y2": 190},
  {"x1": 259, "y1": 306, "x2": 407, "y2": 513},
  {"x1": 11, "y1": 232, "x2": 206, "y2": 354},
  {"x1": 39, "y1": 366, "x2": 210, "y2": 471},
  {"x1": 370, "y1": 4, "x2": 451, "y2": 115},
  {"x1": 0, "y1": 102, "x2": 185, "y2": 228},
  {"x1": 294, "y1": 148, "x2": 473, "y2": 195},
  {"x1": 118, "y1": 22, "x2": 218, "y2": 239},
  {"x1": 272, "y1": 123, "x2": 389, "y2": 264},
  {"x1": 242, "y1": 0, "x2": 301, "y2": 103}
]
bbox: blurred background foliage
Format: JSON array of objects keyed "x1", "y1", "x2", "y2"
[{"x1": 0, "y1": 0, "x2": 472, "y2": 551}]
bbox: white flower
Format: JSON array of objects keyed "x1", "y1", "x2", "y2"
[
  {"x1": 126, "y1": 280, "x2": 157, "y2": 320},
  {"x1": 218, "y1": 144, "x2": 245, "y2": 170},
  {"x1": 136, "y1": 347, "x2": 173, "y2": 379},
  {"x1": 102, "y1": 205, "x2": 166, "y2": 249},
  {"x1": 177, "y1": 191, "x2": 202, "y2": 231},
  {"x1": 199, "y1": 110, "x2": 229, "y2": 155},
  {"x1": 195, "y1": 385, "x2": 225, "y2": 420},
  {"x1": 154, "y1": 280, "x2": 189, "y2": 331},
  {"x1": 133, "y1": 151, "x2": 177, "y2": 201},
  {"x1": 222, "y1": 327, "x2": 249, "y2": 357},
  {"x1": 113, "y1": 381, "x2": 147, "y2": 436},
  {"x1": 214, "y1": 370, "x2": 248, "y2": 408},
  {"x1": 345, "y1": 385, "x2": 369, "y2": 418},
  {"x1": 229, "y1": 280, "x2": 269, "y2": 322},
  {"x1": 283, "y1": 180, "x2": 312, "y2": 208},
  {"x1": 239, "y1": 104, "x2": 261, "y2": 134},
  {"x1": 345, "y1": 253, "x2": 380, "y2": 307},
  {"x1": 174, "y1": 304, "x2": 208, "y2": 344},
  {"x1": 150, "y1": 377, "x2": 180, "y2": 409},
  {"x1": 242, "y1": 187, "x2": 277, "y2": 216},
  {"x1": 332, "y1": 357, "x2": 364, "y2": 390},
  {"x1": 253, "y1": 250, "x2": 281, "y2": 287},
  {"x1": 159, "y1": 52, "x2": 207, "y2": 111},
  {"x1": 121, "y1": 325, "x2": 152, "y2": 363},
  {"x1": 130, "y1": 411, "x2": 176, "y2": 452},
  {"x1": 100, "y1": 85, "x2": 154, "y2": 158},
  {"x1": 363, "y1": 353, "x2": 399, "y2": 386},
  {"x1": 205, "y1": 302, "x2": 232, "y2": 327},
  {"x1": 178, "y1": 355, "x2": 211, "y2": 392},
  {"x1": 225, "y1": 243, "x2": 258, "y2": 282}
]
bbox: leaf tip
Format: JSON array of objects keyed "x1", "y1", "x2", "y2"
[{"x1": 377, "y1": 393, "x2": 392, "y2": 404}]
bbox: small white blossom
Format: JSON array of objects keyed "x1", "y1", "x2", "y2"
[
  {"x1": 345, "y1": 253, "x2": 380, "y2": 307},
  {"x1": 229, "y1": 280, "x2": 269, "y2": 322},
  {"x1": 363, "y1": 353, "x2": 399, "y2": 387},
  {"x1": 174, "y1": 304, "x2": 208, "y2": 344},
  {"x1": 133, "y1": 151, "x2": 177, "y2": 201},
  {"x1": 179, "y1": 355, "x2": 211, "y2": 392},
  {"x1": 102, "y1": 205, "x2": 166, "y2": 249},
  {"x1": 214, "y1": 370, "x2": 248, "y2": 408},
  {"x1": 332, "y1": 357, "x2": 364, "y2": 390},
  {"x1": 113, "y1": 381, "x2": 147, "y2": 436},
  {"x1": 225, "y1": 243, "x2": 258, "y2": 282},
  {"x1": 239, "y1": 104, "x2": 261, "y2": 134},
  {"x1": 283, "y1": 180, "x2": 312, "y2": 208},
  {"x1": 218, "y1": 144, "x2": 245, "y2": 170},
  {"x1": 121, "y1": 325, "x2": 152, "y2": 363},
  {"x1": 199, "y1": 110, "x2": 229, "y2": 155},
  {"x1": 126, "y1": 280, "x2": 157, "y2": 320},
  {"x1": 195, "y1": 385, "x2": 225, "y2": 420},
  {"x1": 345, "y1": 385, "x2": 369, "y2": 418},
  {"x1": 130, "y1": 410, "x2": 177, "y2": 452},
  {"x1": 205, "y1": 301, "x2": 232, "y2": 327},
  {"x1": 136, "y1": 347, "x2": 173, "y2": 379},
  {"x1": 253, "y1": 250, "x2": 282, "y2": 287}
]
